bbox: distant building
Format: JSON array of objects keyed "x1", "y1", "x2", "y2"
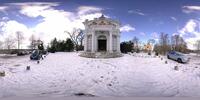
[{"x1": 143, "y1": 43, "x2": 153, "y2": 52}]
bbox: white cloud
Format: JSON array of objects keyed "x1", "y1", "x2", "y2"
[
  {"x1": 183, "y1": 6, "x2": 200, "y2": 11},
  {"x1": 0, "y1": 2, "x2": 105, "y2": 48},
  {"x1": 170, "y1": 17, "x2": 177, "y2": 21},
  {"x1": 77, "y1": 6, "x2": 103, "y2": 15},
  {"x1": 19, "y1": 2, "x2": 73, "y2": 18},
  {"x1": 72, "y1": 13, "x2": 103, "y2": 29},
  {"x1": 178, "y1": 19, "x2": 200, "y2": 50},
  {"x1": 172, "y1": 33, "x2": 178, "y2": 36},
  {"x1": 0, "y1": 20, "x2": 33, "y2": 49},
  {"x1": 182, "y1": 6, "x2": 200, "y2": 13},
  {"x1": 179, "y1": 19, "x2": 198, "y2": 36},
  {"x1": 4, "y1": 2, "x2": 74, "y2": 46},
  {"x1": 120, "y1": 24, "x2": 135, "y2": 32},
  {"x1": 128, "y1": 10, "x2": 145, "y2": 16}
]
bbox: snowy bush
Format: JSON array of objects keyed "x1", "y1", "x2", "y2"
[
  {"x1": 0, "y1": 71, "x2": 5, "y2": 77},
  {"x1": 174, "y1": 66, "x2": 178, "y2": 70},
  {"x1": 26, "y1": 66, "x2": 30, "y2": 70}
]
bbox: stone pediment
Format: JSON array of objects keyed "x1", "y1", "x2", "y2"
[
  {"x1": 83, "y1": 15, "x2": 119, "y2": 27},
  {"x1": 89, "y1": 19, "x2": 116, "y2": 27}
]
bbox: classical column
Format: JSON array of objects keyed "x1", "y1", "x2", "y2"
[
  {"x1": 109, "y1": 31, "x2": 113, "y2": 53},
  {"x1": 117, "y1": 35, "x2": 120, "y2": 53},
  {"x1": 91, "y1": 31, "x2": 95, "y2": 53},
  {"x1": 84, "y1": 35, "x2": 87, "y2": 52}
]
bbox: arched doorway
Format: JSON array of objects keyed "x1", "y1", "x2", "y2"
[{"x1": 98, "y1": 35, "x2": 107, "y2": 51}]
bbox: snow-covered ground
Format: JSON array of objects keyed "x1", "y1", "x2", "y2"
[{"x1": 0, "y1": 52, "x2": 200, "y2": 98}]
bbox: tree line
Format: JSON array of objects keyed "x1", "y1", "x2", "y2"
[
  {"x1": 1, "y1": 30, "x2": 200, "y2": 55},
  {"x1": 120, "y1": 32, "x2": 200, "y2": 55},
  {"x1": 47, "y1": 28, "x2": 84, "y2": 53},
  {"x1": 154, "y1": 32, "x2": 188, "y2": 55},
  {"x1": 0, "y1": 31, "x2": 25, "y2": 50},
  {"x1": 0, "y1": 28, "x2": 84, "y2": 53},
  {"x1": 47, "y1": 38, "x2": 74, "y2": 53},
  {"x1": 120, "y1": 36, "x2": 153, "y2": 54}
]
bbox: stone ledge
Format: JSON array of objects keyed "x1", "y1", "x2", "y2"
[{"x1": 79, "y1": 52, "x2": 123, "y2": 58}]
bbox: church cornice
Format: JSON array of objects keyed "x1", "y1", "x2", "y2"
[{"x1": 83, "y1": 15, "x2": 120, "y2": 27}]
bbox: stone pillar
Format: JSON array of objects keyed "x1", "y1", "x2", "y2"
[
  {"x1": 109, "y1": 31, "x2": 113, "y2": 53},
  {"x1": 117, "y1": 35, "x2": 120, "y2": 53},
  {"x1": 106, "y1": 34, "x2": 109, "y2": 52},
  {"x1": 91, "y1": 31, "x2": 95, "y2": 53},
  {"x1": 84, "y1": 35, "x2": 87, "y2": 52}
]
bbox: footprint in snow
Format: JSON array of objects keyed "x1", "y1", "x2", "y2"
[
  {"x1": 106, "y1": 78, "x2": 110, "y2": 80},
  {"x1": 80, "y1": 73, "x2": 84, "y2": 76},
  {"x1": 107, "y1": 83, "x2": 112, "y2": 86},
  {"x1": 113, "y1": 76, "x2": 117, "y2": 80},
  {"x1": 92, "y1": 79, "x2": 99, "y2": 84}
]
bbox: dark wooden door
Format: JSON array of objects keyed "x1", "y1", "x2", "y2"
[{"x1": 98, "y1": 40, "x2": 107, "y2": 51}]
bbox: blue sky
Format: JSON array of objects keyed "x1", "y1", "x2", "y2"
[{"x1": 0, "y1": 0, "x2": 199, "y2": 49}]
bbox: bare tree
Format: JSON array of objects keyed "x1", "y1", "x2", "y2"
[
  {"x1": 16, "y1": 31, "x2": 24, "y2": 49},
  {"x1": 159, "y1": 32, "x2": 170, "y2": 55},
  {"x1": 132, "y1": 36, "x2": 139, "y2": 52},
  {"x1": 148, "y1": 39, "x2": 155, "y2": 44},
  {"x1": 29, "y1": 34, "x2": 37, "y2": 50},
  {"x1": 77, "y1": 30, "x2": 84, "y2": 48},
  {"x1": 171, "y1": 35, "x2": 187, "y2": 53},
  {"x1": 4, "y1": 36, "x2": 15, "y2": 50},
  {"x1": 148, "y1": 39, "x2": 156, "y2": 52},
  {"x1": 64, "y1": 28, "x2": 84, "y2": 51}
]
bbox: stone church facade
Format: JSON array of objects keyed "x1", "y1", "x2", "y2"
[{"x1": 80, "y1": 15, "x2": 122, "y2": 58}]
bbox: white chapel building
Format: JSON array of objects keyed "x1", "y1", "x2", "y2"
[{"x1": 80, "y1": 15, "x2": 122, "y2": 58}]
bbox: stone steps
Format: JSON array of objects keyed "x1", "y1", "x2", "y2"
[{"x1": 79, "y1": 52, "x2": 123, "y2": 58}]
